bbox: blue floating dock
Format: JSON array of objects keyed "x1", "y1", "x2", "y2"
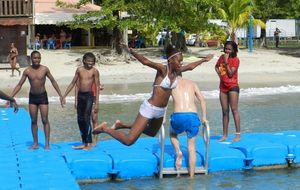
[{"x1": 1, "y1": 107, "x2": 300, "y2": 189}]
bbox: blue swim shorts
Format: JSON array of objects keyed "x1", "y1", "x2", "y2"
[{"x1": 170, "y1": 112, "x2": 201, "y2": 138}]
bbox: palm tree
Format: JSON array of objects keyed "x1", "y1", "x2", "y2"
[{"x1": 217, "y1": 0, "x2": 265, "y2": 44}]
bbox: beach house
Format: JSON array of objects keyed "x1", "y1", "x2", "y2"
[
  {"x1": 32, "y1": 0, "x2": 102, "y2": 48},
  {"x1": 0, "y1": 0, "x2": 33, "y2": 66}
]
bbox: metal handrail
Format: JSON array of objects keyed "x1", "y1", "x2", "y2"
[
  {"x1": 202, "y1": 121, "x2": 210, "y2": 175},
  {"x1": 158, "y1": 124, "x2": 165, "y2": 179},
  {"x1": 158, "y1": 121, "x2": 210, "y2": 178}
]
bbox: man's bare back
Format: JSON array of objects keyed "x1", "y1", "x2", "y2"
[{"x1": 171, "y1": 77, "x2": 199, "y2": 113}]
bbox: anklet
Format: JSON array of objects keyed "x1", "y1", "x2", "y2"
[{"x1": 236, "y1": 132, "x2": 241, "y2": 135}]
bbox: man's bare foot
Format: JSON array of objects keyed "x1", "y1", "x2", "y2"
[
  {"x1": 72, "y1": 144, "x2": 85, "y2": 150},
  {"x1": 111, "y1": 120, "x2": 122, "y2": 130},
  {"x1": 28, "y1": 144, "x2": 39, "y2": 150},
  {"x1": 231, "y1": 134, "x2": 241, "y2": 142},
  {"x1": 218, "y1": 136, "x2": 228, "y2": 142},
  {"x1": 93, "y1": 122, "x2": 107, "y2": 134}
]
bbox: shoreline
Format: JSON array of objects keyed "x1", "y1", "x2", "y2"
[{"x1": 0, "y1": 47, "x2": 299, "y2": 96}]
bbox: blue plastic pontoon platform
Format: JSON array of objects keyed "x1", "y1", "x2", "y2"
[{"x1": 1, "y1": 107, "x2": 300, "y2": 189}]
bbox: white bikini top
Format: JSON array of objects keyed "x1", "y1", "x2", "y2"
[{"x1": 153, "y1": 65, "x2": 178, "y2": 89}]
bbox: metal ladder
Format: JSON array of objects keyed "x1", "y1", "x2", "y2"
[{"x1": 158, "y1": 122, "x2": 210, "y2": 178}]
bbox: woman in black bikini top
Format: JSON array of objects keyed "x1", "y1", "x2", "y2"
[{"x1": 8, "y1": 42, "x2": 21, "y2": 76}]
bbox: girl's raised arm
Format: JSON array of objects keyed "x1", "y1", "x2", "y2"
[{"x1": 120, "y1": 43, "x2": 165, "y2": 72}]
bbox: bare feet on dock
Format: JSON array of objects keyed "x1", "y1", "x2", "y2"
[
  {"x1": 91, "y1": 141, "x2": 97, "y2": 147},
  {"x1": 231, "y1": 134, "x2": 241, "y2": 142},
  {"x1": 72, "y1": 144, "x2": 85, "y2": 150},
  {"x1": 92, "y1": 122, "x2": 108, "y2": 134},
  {"x1": 28, "y1": 144, "x2": 39, "y2": 150},
  {"x1": 218, "y1": 136, "x2": 228, "y2": 142},
  {"x1": 111, "y1": 120, "x2": 122, "y2": 130},
  {"x1": 44, "y1": 145, "x2": 50, "y2": 150},
  {"x1": 83, "y1": 144, "x2": 92, "y2": 151}
]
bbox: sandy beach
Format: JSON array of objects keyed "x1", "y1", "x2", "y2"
[{"x1": 1, "y1": 47, "x2": 300, "y2": 96}]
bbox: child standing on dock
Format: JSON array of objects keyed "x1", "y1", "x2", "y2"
[
  {"x1": 62, "y1": 52, "x2": 101, "y2": 150},
  {"x1": 215, "y1": 41, "x2": 241, "y2": 142},
  {"x1": 11, "y1": 51, "x2": 64, "y2": 150},
  {"x1": 169, "y1": 76, "x2": 207, "y2": 177},
  {"x1": 75, "y1": 82, "x2": 104, "y2": 147}
]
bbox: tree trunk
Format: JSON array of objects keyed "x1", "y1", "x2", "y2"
[
  {"x1": 260, "y1": 29, "x2": 267, "y2": 48},
  {"x1": 112, "y1": 27, "x2": 122, "y2": 54}
]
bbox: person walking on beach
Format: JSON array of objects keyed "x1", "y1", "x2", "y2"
[
  {"x1": 8, "y1": 42, "x2": 21, "y2": 77},
  {"x1": 0, "y1": 90, "x2": 18, "y2": 113},
  {"x1": 93, "y1": 44, "x2": 213, "y2": 146},
  {"x1": 11, "y1": 51, "x2": 64, "y2": 150},
  {"x1": 75, "y1": 82, "x2": 104, "y2": 147},
  {"x1": 62, "y1": 52, "x2": 100, "y2": 150},
  {"x1": 274, "y1": 28, "x2": 281, "y2": 48},
  {"x1": 215, "y1": 41, "x2": 241, "y2": 142},
  {"x1": 169, "y1": 76, "x2": 207, "y2": 177}
]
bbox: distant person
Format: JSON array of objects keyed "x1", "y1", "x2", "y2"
[
  {"x1": 64, "y1": 34, "x2": 72, "y2": 49},
  {"x1": 34, "y1": 33, "x2": 41, "y2": 50},
  {"x1": 169, "y1": 76, "x2": 207, "y2": 178},
  {"x1": 274, "y1": 28, "x2": 281, "y2": 48},
  {"x1": 47, "y1": 34, "x2": 56, "y2": 49},
  {"x1": 215, "y1": 41, "x2": 241, "y2": 142},
  {"x1": 11, "y1": 51, "x2": 64, "y2": 150},
  {"x1": 62, "y1": 52, "x2": 100, "y2": 150},
  {"x1": 0, "y1": 90, "x2": 18, "y2": 113},
  {"x1": 59, "y1": 29, "x2": 67, "y2": 49},
  {"x1": 93, "y1": 43, "x2": 213, "y2": 146},
  {"x1": 7, "y1": 42, "x2": 21, "y2": 77},
  {"x1": 40, "y1": 34, "x2": 48, "y2": 49}
]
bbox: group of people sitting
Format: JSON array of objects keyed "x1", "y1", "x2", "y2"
[{"x1": 29, "y1": 30, "x2": 72, "y2": 50}]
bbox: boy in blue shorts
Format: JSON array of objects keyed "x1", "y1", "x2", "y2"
[{"x1": 169, "y1": 76, "x2": 207, "y2": 177}]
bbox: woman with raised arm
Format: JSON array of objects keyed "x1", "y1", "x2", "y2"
[{"x1": 93, "y1": 44, "x2": 213, "y2": 146}]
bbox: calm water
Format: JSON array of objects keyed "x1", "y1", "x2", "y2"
[{"x1": 2, "y1": 82, "x2": 300, "y2": 189}]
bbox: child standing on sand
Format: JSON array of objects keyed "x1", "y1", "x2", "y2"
[
  {"x1": 62, "y1": 52, "x2": 100, "y2": 150},
  {"x1": 215, "y1": 41, "x2": 241, "y2": 142},
  {"x1": 11, "y1": 51, "x2": 64, "y2": 150}
]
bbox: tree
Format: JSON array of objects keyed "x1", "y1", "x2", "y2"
[
  {"x1": 253, "y1": 0, "x2": 300, "y2": 47},
  {"x1": 57, "y1": 0, "x2": 216, "y2": 52},
  {"x1": 217, "y1": 0, "x2": 264, "y2": 46}
]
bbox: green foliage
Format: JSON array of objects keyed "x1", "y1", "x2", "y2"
[
  {"x1": 56, "y1": 0, "x2": 217, "y2": 45},
  {"x1": 253, "y1": 0, "x2": 300, "y2": 20},
  {"x1": 215, "y1": 0, "x2": 265, "y2": 40}
]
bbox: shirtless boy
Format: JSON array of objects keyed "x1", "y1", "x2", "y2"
[
  {"x1": 11, "y1": 51, "x2": 63, "y2": 150},
  {"x1": 169, "y1": 76, "x2": 207, "y2": 177},
  {"x1": 62, "y1": 52, "x2": 100, "y2": 150},
  {"x1": 75, "y1": 82, "x2": 104, "y2": 147}
]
